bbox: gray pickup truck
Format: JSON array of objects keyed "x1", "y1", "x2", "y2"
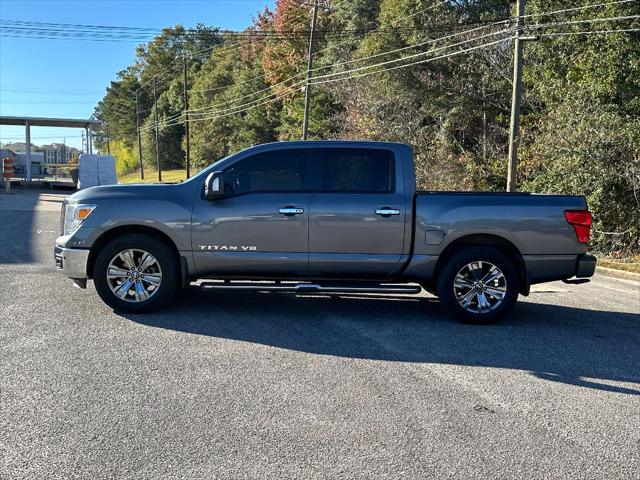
[{"x1": 55, "y1": 141, "x2": 596, "y2": 323}]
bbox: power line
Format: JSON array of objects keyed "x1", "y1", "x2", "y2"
[
  {"x1": 311, "y1": 36, "x2": 513, "y2": 86},
  {"x1": 528, "y1": 13, "x2": 640, "y2": 30},
  {"x1": 115, "y1": 0, "x2": 640, "y2": 135},
  {"x1": 133, "y1": 2, "x2": 328, "y2": 115},
  {"x1": 149, "y1": 35, "x2": 513, "y2": 131},
  {"x1": 310, "y1": 0, "x2": 453, "y2": 60},
  {"x1": 133, "y1": 0, "x2": 640, "y2": 97},
  {"x1": 0, "y1": 87, "x2": 104, "y2": 95},
  {"x1": 2, "y1": 24, "x2": 423, "y2": 43},
  {"x1": 309, "y1": 27, "x2": 512, "y2": 83},
  {"x1": 314, "y1": 19, "x2": 512, "y2": 75},
  {"x1": 140, "y1": 20, "x2": 638, "y2": 133},
  {"x1": 134, "y1": 3, "x2": 318, "y2": 94},
  {"x1": 523, "y1": 0, "x2": 639, "y2": 19},
  {"x1": 0, "y1": 135, "x2": 84, "y2": 140},
  {"x1": 155, "y1": 5, "x2": 495, "y2": 96},
  {"x1": 0, "y1": 100, "x2": 100, "y2": 104},
  {"x1": 187, "y1": 19, "x2": 510, "y2": 116},
  {"x1": 537, "y1": 26, "x2": 640, "y2": 36},
  {"x1": 310, "y1": 24, "x2": 639, "y2": 88},
  {"x1": 162, "y1": 24, "x2": 513, "y2": 124},
  {"x1": 152, "y1": 27, "x2": 516, "y2": 129}
]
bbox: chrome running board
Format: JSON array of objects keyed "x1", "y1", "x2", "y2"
[{"x1": 198, "y1": 280, "x2": 422, "y2": 295}]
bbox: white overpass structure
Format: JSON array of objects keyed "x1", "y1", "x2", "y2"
[{"x1": 0, "y1": 116, "x2": 101, "y2": 181}]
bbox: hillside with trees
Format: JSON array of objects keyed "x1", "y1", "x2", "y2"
[{"x1": 93, "y1": 0, "x2": 640, "y2": 255}]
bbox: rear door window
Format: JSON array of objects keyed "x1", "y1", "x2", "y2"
[{"x1": 319, "y1": 148, "x2": 395, "y2": 193}]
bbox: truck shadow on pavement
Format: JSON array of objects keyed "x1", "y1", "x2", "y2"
[
  {"x1": 122, "y1": 288, "x2": 640, "y2": 396},
  {"x1": 0, "y1": 189, "x2": 41, "y2": 264}
]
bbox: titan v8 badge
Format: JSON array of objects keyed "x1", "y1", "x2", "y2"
[{"x1": 198, "y1": 245, "x2": 257, "y2": 251}]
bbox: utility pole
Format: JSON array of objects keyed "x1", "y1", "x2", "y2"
[
  {"x1": 506, "y1": 0, "x2": 525, "y2": 192},
  {"x1": 153, "y1": 77, "x2": 161, "y2": 182},
  {"x1": 482, "y1": 82, "x2": 487, "y2": 165},
  {"x1": 135, "y1": 90, "x2": 144, "y2": 179},
  {"x1": 183, "y1": 56, "x2": 191, "y2": 178},
  {"x1": 302, "y1": 0, "x2": 319, "y2": 141}
]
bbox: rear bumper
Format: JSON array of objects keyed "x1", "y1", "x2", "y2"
[
  {"x1": 524, "y1": 253, "x2": 596, "y2": 285},
  {"x1": 576, "y1": 254, "x2": 596, "y2": 278},
  {"x1": 54, "y1": 245, "x2": 89, "y2": 279}
]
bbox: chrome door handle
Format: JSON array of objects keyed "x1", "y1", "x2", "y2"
[
  {"x1": 279, "y1": 207, "x2": 304, "y2": 216},
  {"x1": 375, "y1": 208, "x2": 400, "y2": 216}
]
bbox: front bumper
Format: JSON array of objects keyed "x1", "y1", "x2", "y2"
[{"x1": 54, "y1": 245, "x2": 90, "y2": 279}]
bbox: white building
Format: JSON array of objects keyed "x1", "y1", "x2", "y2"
[{"x1": 41, "y1": 143, "x2": 79, "y2": 164}]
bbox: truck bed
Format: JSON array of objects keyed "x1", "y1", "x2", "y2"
[{"x1": 405, "y1": 191, "x2": 589, "y2": 285}]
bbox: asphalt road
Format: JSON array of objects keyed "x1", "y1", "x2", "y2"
[{"x1": 1, "y1": 189, "x2": 639, "y2": 479}]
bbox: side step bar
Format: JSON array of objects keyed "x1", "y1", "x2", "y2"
[{"x1": 199, "y1": 280, "x2": 422, "y2": 295}]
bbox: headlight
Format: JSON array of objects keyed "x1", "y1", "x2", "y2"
[{"x1": 62, "y1": 203, "x2": 96, "y2": 235}]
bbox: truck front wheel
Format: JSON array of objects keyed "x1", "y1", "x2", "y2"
[
  {"x1": 436, "y1": 246, "x2": 519, "y2": 324},
  {"x1": 93, "y1": 234, "x2": 178, "y2": 313}
]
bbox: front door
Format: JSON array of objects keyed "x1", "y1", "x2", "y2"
[
  {"x1": 308, "y1": 147, "x2": 407, "y2": 278},
  {"x1": 191, "y1": 148, "x2": 311, "y2": 277}
]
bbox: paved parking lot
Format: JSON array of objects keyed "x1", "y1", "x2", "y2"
[{"x1": 1, "y1": 189, "x2": 639, "y2": 479}]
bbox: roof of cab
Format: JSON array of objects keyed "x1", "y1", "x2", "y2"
[{"x1": 257, "y1": 140, "x2": 411, "y2": 149}]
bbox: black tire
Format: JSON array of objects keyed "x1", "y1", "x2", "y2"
[
  {"x1": 93, "y1": 234, "x2": 178, "y2": 313},
  {"x1": 436, "y1": 246, "x2": 519, "y2": 324}
]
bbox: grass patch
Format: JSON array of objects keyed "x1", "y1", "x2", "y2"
[
  {"x1": 598, "y1": 259, "x2": 640, "y2": 274},
  {"x1": 118, "y1": 168, "x2": 187, "y2": 184}
]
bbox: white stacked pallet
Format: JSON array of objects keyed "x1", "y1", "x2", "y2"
[
  {"x1": 97, "y1": 155, "x2": 117, "y2": 186},
  {"x1": 77, "y1": 154, "x2": 117, "y2": 190}
]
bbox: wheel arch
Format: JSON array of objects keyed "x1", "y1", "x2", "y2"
[
  {"x1": 87, "y1": 225, "x2": 181, "y2": 280},
  {"x1": 434, "y1": 234, "x2": 530, "y2": 295}
]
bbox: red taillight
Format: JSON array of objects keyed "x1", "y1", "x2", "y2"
[{"x1": 565, "y1": 210, "x2": 592, "y2": 244}]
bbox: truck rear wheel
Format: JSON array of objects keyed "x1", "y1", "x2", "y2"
[
  {"x1": 436, "y1": 246, "x2": 519, "y2": 324},
  {"x1": 93, "y1": 234, "x2": 178, "y2": 313}
]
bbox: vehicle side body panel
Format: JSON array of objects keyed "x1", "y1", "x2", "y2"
[
  {"x1": 55, "y1": 141, "x2": 594, "y2": 291},
  {"x1": 56, "y1": 183, "x2": 197, "y2": 279},
  {"x1": 406, "y1": 192, "x2": 589, "y2": 284}
]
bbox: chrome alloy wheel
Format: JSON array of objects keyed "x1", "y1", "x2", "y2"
[
  {"x1": 106, "y1": 249, "x2": 163, "y2": 303},
  {"x1": 453, "y1": 261, "x2": 507, "y2": 314}
]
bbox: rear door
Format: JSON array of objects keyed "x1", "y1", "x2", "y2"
[{"x1": 308, "y1": 146, "x2": 407, "y2": 278}]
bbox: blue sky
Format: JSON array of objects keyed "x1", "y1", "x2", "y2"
[{"x1": 0, "y1": 0, "x2": 275, "y2": 149}]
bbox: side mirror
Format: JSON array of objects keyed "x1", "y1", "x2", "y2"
[{"x1": 204, "y1": 171, "x2": 224, "y2": 199}]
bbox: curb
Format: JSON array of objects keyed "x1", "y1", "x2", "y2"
[{"x1": 596, "y1": 266, "x2": 640, "y2": 283}]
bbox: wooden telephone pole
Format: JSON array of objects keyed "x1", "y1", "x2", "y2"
[
  {"x1": 507, "y1": 0, "x2": 525, "y2": 192},
  {"x1": 135, "y1": 90, "x2": 144, "y2": 179},
  {"x1": 153, "y1": 77, "x2": 161, "y2": 182},
  {"x1": 302, "y1": 0, "x2": 319, "y2": 141},
  {"x1": 183, "y1": 56, "x2": 191, "y2": 178}
]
